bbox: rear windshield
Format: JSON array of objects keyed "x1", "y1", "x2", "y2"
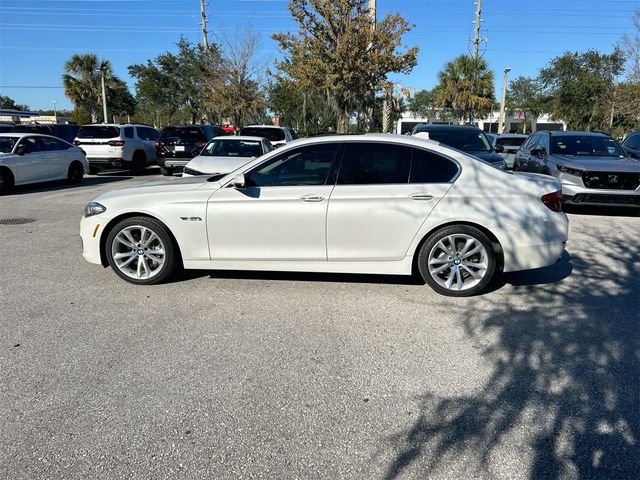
[
  {"x1": 77, "y1": 126, "x2": 120, "y2": 139},
  {"x1": 13, "y1": 125, "x2": 53, "y2": 135},
  {"x1": 201, "y1": 139, "x2": 263, "y2": 157},
  {"x1": 550, "y1": 135, "x2": 626, "y2": 157},
  {"x1": 240, "y1": 127, "x2": 285, "y2": 142},
  {"x1": 416, "y1": 128, "x2": 492, "y2": 152},
  {"x1": 161, "y1": 127, "x2": 205, "y2": 141},
  {"x1": 496, "y1": 137, "x2": 527, "y2": 148},
  {"x1": 0, "y1": 136, "x2": 20, "y2": 153}
]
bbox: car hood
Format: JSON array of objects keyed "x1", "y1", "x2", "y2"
[
  {"x1": 187, "y1": 154, "x2": 255, "y2": 174},
  {"x1": 94, "y1": 175, "x2": 213, "y2": 202},
  {"x1": 552, "y1": 155, "x2": 640, "y2": 172}
]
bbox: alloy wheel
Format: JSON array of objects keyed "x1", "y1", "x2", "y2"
[
  {"x1": 427, "y1": 234, "x2": 489, "y2": 292},
  {"x1": 110, "y1": 225, "x2": 166, "y2": 280}
]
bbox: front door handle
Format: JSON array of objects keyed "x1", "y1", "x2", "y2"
[
  {"x1": 300, "y1": 194, "x2": 325, "y2": 202},
  {"x1": 409, "y1": 193, "x2": 434, "y2": 201}
]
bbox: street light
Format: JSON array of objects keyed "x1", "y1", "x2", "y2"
[
  {"x1": 51, "y1": 100, "x2": 57, "y2": 123},
  {"x1": 95, "y1": 69, "x2": 108, "y2": 124},
  {"x1": 498, "y1": 67, "x2": 511, "y2": 134}
]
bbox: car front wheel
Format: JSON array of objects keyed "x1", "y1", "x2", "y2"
[
  {"x1": 418, "y1": 225, "x2": 496, "y2": 297},
  {"x1": 106, "y1": 217, "x2": 179, "y2": 285}
]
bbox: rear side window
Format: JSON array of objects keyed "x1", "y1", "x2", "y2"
[
  {"x1": 0, "y1": 136, "x2": 19, "y2": 153},
  {"x1": 137, "y1": 127, "x2": 158, "y2": 141},
  {"x1": 124, "y1": 127, "x2": 134, "y2": 139},
  {"x1": 40, "y1": 136, "x2": 69, "y2": 151},
  {"x1": 411, "y1": 149, "x2": 459, "y2": 183},
  {"x1": 338, "y1": 143, "x2": 412, "y2": 185},
  {"x1": 77, "y1": 126, "x2": 120, "y2": 139}
]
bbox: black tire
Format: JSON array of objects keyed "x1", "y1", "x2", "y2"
[
  {"x1": 67, "y1": 161, "x2": 84, "y2": 184},
  {"x1": 417, "y1": 225, "x2": 497, "y2": 297},
  {"x1": 130, "y1": 151, "x2": 147, "y2": 174},
  {"x1": 512, "y1": 160, "x2": 519, "y2": 171},
  {"x1": 0, "y1": 168, "x2": 15, "y2": 195},
  {"x1": 89, "y1": 166, "x2": 100, "y2": 175},
  {"x1": 105, "y1": 216, "x2": 179, "y2": 285},
  {"x1": 160, "y1": 167, "x2": 172, "y2": 176}
]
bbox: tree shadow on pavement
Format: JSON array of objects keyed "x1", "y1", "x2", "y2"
[{"x1": 385, "y1": 232, "x2": 640, "y2": 479}]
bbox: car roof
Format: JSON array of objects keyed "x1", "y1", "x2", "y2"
[
  {"x1": 415, "y1": 124, "x2": 482, "y2": 131},
  {"x1": 546, "y1": 130, "x2": 609, "y2": 137},
  {"x1": 0, "y1": 132, "x2": 71, "y2": 141},
  {"x1": 79, "y1": 123, "x2": 154, "y2": 128},
  {"x1": 211, "y1": 136, "x2": 267, "y2": 141},
  {"x1": 242, "y1": 125, "x2": 287, "y2": 130},
  {"x1": 163, "y1": 124, "x2": 220, "y2": 128}
]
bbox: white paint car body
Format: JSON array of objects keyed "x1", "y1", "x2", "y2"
[
  {"x1": 181, "y1": 136, "x2": 272, "y2": 177},
  {"x1": 0, "y1": 133, "x2": 88, "y2": 187},
  {"x1": 80, "y1": 135, "x2": 568, "y2": 295}
]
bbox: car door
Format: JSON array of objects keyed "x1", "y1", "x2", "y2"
[
  {"x1": 326, "y1": 142, "x2": 456, "y2": 261},
  {"x1": 207, "y1": 142, "x2": 340, "y2": 261},
  {"x1": 39, "y1": 136, "x2": 68, "y2": 179},
  {"x1": 13, "y1": 136, "x2": 48, "y2": 184},
  {"x1": 515, "y1": 133, "x2": 538, "y2": 172}
]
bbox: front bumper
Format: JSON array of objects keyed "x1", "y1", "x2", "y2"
[
  {"x1": 562, "y1": 182, "x2": 640, "y2": 207},
  {"x1": 80, "y1": 215, "x2": 108, "y2": 265},
  {"x1": 163, "y1": 159, "x2": 190, "y2": 170}
]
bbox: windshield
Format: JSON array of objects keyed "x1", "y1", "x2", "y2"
[
  {"x1": 161, "y1": 127, "x2": 205, "y2": 141},
  {"x1": 550, "y1": 135, "x2": 626, "y2": 157},
  {"x1": 240, "y1": 127, "x2": 285, "y2": 142},
  {"x1": 418, "y1": 128, "x2": 492, "y2": 152},
  {"x1": 77, "y1": 126, "x2": 120, "y2": 139},
  {"x1": 496, "y1": 137, "x2": 527, "y2": 148},
  {"x1": 0, "y1": 136, "x2": 20, "y2": 153},
  {"x1": 201, "y1": 139, "x2": 263, "y2": 157}
]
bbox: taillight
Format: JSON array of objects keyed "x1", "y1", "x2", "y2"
[
  {"x1": 542, "y1": 191, "x2": 563, "y2": 212},
  {"x1": 108, "y1": 140, "x2": 125, "y2": 147},
  {"x1": 73, "y1": 140, "x2": 81, "y2": 145}
]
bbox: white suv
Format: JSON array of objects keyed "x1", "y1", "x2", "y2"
[
  {"x1": 74, "y1": 124, "x2": 159, "y2": 174},
  {"x1": 239, "y1": 125, "x2": 297, "y2": 148}
]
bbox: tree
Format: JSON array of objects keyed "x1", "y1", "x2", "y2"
[
  {"x1": 273, "y1": 0, "x2": 418, "y2": 133},
  {"x1": 408, "y1": 89, "x2": 437, "y2": 118},
  {"x1": 434, "y1": 55, "x2": 495, "y2": 123},
  {"x1": 0, "y1": 95, "x2": 29, "y2": 111},
  {"x1": 539, "y1": 49, "x2": 624, "y2": 131},
  {"x1": 507, "y1": 76, "x2": 547, "y2": 134},
  {"x1": 619, "y1": 10, "x2": 640, "y2": 83},
  {"x1": 63, "y1": 53, "x2": 133, "y2": 123},
  {"x1": 129, "y1": 38, "x2": 212, "y2": 126}
]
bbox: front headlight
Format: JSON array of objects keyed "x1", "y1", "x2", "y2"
[
  {"x1": 183, "y1": 167, "x2": 202, "y2": 176},
  {"x1": 84, "y1": 202, "x2": 106, "y2": 217},
  {"x1": 557, "y1": 164, "x2": 584, "y2": 176}
]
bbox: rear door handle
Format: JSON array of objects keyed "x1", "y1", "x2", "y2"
[
  {"x1": 409, "y1": 193, "x2": 434, "y2": 201},
  {"x1": 300, "y1": 194, "x2": 325, "y2": 202}
]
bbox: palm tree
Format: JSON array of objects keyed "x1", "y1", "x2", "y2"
[
  {"x1": 63, "y1": 54, "x2": 112, "y2": 123},
  {"x1": 435, "y1": 55, "x2": 495, "y2": 123}
]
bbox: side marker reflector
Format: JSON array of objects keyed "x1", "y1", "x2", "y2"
[{"x1": 93, "y1": 224, "x2": 100, "y2": 238}]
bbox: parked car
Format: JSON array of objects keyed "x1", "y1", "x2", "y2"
[
  {"x1": 488, "y1": 133, "x2": 528, "y2": 169},
  {"x1": 80, "y1": 134, "x2": 568, "y2": 296},
  {"x1": 182, "y1": 136, "x2": 273, "y2": 177},
  {"x1": 621, "y1": 130, "x2": 640, "y2": 159},
  {"x1": 156, "y1": 125, "x2": 226, "y2": 176},
  {"x1": 12, "y1": 124, "x2": 80, "y2": 144},
  {"x1": 0, "y1": 133, "x2": 88, "y2": 194},
  {"x1": 74, "y1": 124, "x2": 159, "y2": 174},
  {"x1": 240, "y1": 125, "x2": 297, "y2": 148},
  {"x1": 514, "y1": 130, "x2": 640, "y2": 207},
  {"x1": 410, "y1": 124, "x2": 507, "y2": 170}
]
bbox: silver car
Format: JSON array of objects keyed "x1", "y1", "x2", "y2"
[{"x1": 488, "y1": 133, "x2": 528, "y2": 169}]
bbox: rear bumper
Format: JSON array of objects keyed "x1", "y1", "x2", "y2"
[{"x1": 87, "y1": 157, "x2": 128, "y2": 167}]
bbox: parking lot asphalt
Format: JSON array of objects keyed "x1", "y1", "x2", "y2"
[{"x1": 0, "y1": 169, "x2": 638, "y2": 480}]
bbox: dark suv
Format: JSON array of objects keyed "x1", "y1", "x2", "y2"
[
  {"x1": 410, "y1": 124, "x2": 507, "y2": 170},
  {"x1": 514, "y1": 130, "x2": 640, "y2": 207},
  {"x1": 156, "y1": 125, "x2": 226, "y2": 175},
  {"x1": 12, "y1": 124, "x2": 80, "y2": 143}
]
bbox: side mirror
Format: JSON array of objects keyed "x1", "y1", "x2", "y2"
[
  {"x1": 232, "y1": 173, "x2": 246, "y2": 189},
  {"x1": 494, "y1": 145, "x2": 505, "y2": 154}
]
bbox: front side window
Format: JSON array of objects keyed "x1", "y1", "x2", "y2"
[
  {"x1": 550, "y1": 135, "x2": 625, "y2": 157},
  {"x1": 338, "y1": 142, "x2": 412, "y2": 185},
  {"x1": 525, "y1": 133, "x2": 541, "y2": 150},
  {"x1": 246, "y1": 143, "x2": 339, "y2": 187},
  {"x1": 623, "y1": 133, "x2": 640, "y2": 150},
  {"x1": 17, "y1": 136, "x2": 41, "y2": 153},
  {"x1": 411, "y1": 148, "x2": 459, "y2": 183}
]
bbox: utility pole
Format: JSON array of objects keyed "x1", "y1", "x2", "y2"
[
  {"x1": 473, "y1": 0, "x2": 483, "y2": 59},
  {"x1": 200, "y1": 0, "x2": 209, "y2": 50},
  {"x1": 51, "y1": 100, "x2": 57, "y2": 123},
  {"x1": 95, "y1": 70, "x2": 108, "y2": 124},
  {"x1": 498, "y1": 67, "x2": 511, "y2": 134}
]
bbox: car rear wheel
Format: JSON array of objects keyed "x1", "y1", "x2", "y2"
[
  {"x1": 418, "y1": 225, "x2": 496, "y2": 297},
  {"x1": 0, "y1": 168, "x2": 15, "y2": 195},
  {"x1": 130, "y1": 152, "x2": 147, "y2": 174},
  {"x1": 106, "y1": 217, "x2": 179, "y2": 285},
  {"x1": 67, "y1": 161, "x2": 84, "y2": 184}
]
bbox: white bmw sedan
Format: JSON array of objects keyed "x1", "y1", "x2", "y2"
[
  {"x1": 80, "y1": 135, "x2": 568, "y2": 296},
  {"x1": 182, "y1": 136, "x2": 272, "y2": 177},
  {"x1": 0, "y1": 133, "x2": 88, "y2": 194}
]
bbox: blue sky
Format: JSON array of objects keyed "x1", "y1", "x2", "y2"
[{"x1": 0, "y1": 0, "x2": 637, "y2": 110}]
